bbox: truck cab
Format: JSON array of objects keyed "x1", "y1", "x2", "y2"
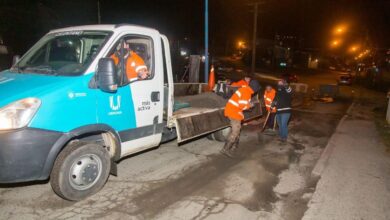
[{"x1": 0, "y1": 25, "x2": 261, "y2": 200}]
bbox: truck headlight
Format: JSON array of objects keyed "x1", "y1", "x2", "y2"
[{"x1": 0, "y1": 98, "x2": 41, "y2": 130}]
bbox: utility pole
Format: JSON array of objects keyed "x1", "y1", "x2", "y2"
[
  {"x1": 251, "y1": 3, "x2": 258, "y2": 75},
  {"x1": 204, "y1": 0, "x2": 209, "y2": 83},
  {"x1": 248, "y1": 1, "x2": 265, "y2": 76},
  {"x1": 97, "y1": 0, "x2": 101, "y2": 24}
]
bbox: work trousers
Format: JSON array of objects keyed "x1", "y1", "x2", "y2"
[
  {"x1": 223, "y1": 119, "x2": 242, "y2": 152},
  {"x1": 276, "y1": 112, "x2": 291, "y2": 140}
]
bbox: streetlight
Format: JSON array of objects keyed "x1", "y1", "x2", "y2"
[
  {"x1": 331, "y1": 40, "x2": 340, "y2": 47},
  {"x1": 97, "y1": 0, "x2": 101, "y2": 24},
  {"x1": 237, "y1": 40, "x2": 246, "y2": 55},
  {"x1": 336, "y1": 27, "x2": 343, "y2": 34},
  {"x1": 333, "y1": 25, "x2": 346, "y2": 35},
  {"x1": 204, "y1": 0, "x2": 209, "y2": 83},
  {"x1": 237, "y1": 40, "x2": 246, "y2": 49},
  {"x1": 349, "y1": 45, "x2": 359, "y2": 53}
]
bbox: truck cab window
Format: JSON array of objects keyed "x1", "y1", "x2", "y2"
[
  {"x1": 12, "y1": 31, "x2": 110, "y2": 76},
  {"x1": 107, "y1": 36, "x2": 154, "y2": 86}
]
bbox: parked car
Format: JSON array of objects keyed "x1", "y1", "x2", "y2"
[
  {"x1": 338, "y1": 74, "x2": 352, "y2": 85},
  {"x1": 282, "y1": 73, "x2": 298, "y2": 83}
]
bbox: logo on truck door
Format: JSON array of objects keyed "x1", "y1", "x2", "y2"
[
  {"x1": 110, "y1": 95, "x2": 121, "y2": 111},
  {"x1": 108, "y1": 95, "x2": 122, "y2": 116}
]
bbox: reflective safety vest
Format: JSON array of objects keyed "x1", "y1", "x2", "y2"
[
  {"x1": 264, "y1": 88, "x2": 276, "y2": 112},
  {"x1": 224, "y1": 86, "x2": 254, "y2": 121},
  {"x1": 111, "y1": 51, "x2": 147, "y2": 82},
  {"x1": 231, "y1": 79, "x2": 249, "y2": 87}
]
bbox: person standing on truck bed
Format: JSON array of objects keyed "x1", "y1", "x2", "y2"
[
  {"x1": 231, "y1": 75, "x2": 251, "y2": 88},
  {"x1": 221, "y1": 80, "x2": 261, "y2": 158},
  {"x1": 110, "y1": 41, "x2": 149, "y2": 82},
  {"x1": 271, "y1": 79, "x2": 292, "y2": 143}
]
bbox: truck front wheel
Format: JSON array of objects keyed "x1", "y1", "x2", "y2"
[
  {"x1": 210, "y1": 127, "x2": 232, "y2": 142},
  {"x1": 50, "y1": 141, "x2": 111, "y2": 201},
  {"x1": 213, "y1": 127, "x2": 232, "y2": 142}
]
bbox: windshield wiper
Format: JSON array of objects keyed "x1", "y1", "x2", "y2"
[
  {"x1": 10, "y1": 62, "x2": 24, "y2": 73},
  {"x1": 23, "y1": 65, "x2": 57, "y2": 75},
  {"x1": 10, "y1": 66, "x2": 22, "y2": 73}
]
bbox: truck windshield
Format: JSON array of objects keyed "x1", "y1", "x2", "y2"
[{"x1": 11, "y1": 31, "x2": 111, "y2": 76}]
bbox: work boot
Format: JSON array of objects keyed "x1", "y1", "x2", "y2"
[
  {"x1": 281, "y1": 138, "x2": 287, "y2": 143},
  {"x1": 221, "y1": 149, "x2": 235, "y2": 158},
  {"x1": 230, "y1": 138, "x2": 240, "y2": 151},
  {"x1": 278, "y1": 138, "x2": 287, "y2": 145},
  {"x1": 220, "y1": 143, "x2": 235, "y2": 158},
  {"x1": 230, "y1": 143, "x2": 239, "y2": 152}
]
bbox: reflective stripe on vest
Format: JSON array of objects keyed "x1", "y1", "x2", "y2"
[
  {"x1": 135, "y1": 65, "x2": 147, "y2": 72},
  {"x1": 278, "y1": 107, "x2": 291, "y2": 111},
  {"x1": 228, "y1": 99, "x2": 239, "y2": 107}
]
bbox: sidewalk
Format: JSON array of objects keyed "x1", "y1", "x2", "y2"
[{"x1": 303, "y1": 102, "x2": 390, "y2": 220}]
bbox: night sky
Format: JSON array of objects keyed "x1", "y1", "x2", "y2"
[{"x1": 0, "y1": 0, "x2": 389, "y2": 54}]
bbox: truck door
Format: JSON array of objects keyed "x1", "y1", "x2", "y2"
[{"x1": 97, "y1": 34, "x2": 164, "y2": 157}]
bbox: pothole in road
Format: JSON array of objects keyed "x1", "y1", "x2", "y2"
[
  {"x1": 216, "y1": 159, "x2": 280, "y2": 212},
  {"x1": 126, "y1": 141, "x2": 287, "y2": 218},
  {"x1": 127, "y1": 154, "x2": 239, "y2": 218}
]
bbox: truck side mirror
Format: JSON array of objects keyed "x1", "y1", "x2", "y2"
[
  {"x1": 12, "y1": 55, "x2": 20, "y2": 66},
  {"x1": 97, "y1": 58, "x2": 118, "y2": 93}
]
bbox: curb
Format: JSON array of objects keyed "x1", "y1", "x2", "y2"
[{"x1": 311, "y1": 102, "x2": 355, "y2": 177}]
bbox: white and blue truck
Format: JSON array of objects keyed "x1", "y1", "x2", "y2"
[{"x1": 0, "y1": 24, "x2": 261, "y2": 200}]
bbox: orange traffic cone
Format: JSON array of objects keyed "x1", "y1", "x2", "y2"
[{"x1": 208, "y1": 65, "x2": 215, "y2": 91}]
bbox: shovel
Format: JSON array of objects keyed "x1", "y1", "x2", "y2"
[{"x1": 261, "y1": 110, "x2": 271, "y2": 132}]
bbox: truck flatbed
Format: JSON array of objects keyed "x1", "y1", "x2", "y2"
[{"x1": 171, "y1": 83, "x2": 262, "y2": 142}]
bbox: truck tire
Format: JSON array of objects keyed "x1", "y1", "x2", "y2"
[
  {"x1": 50, "y1": 141, "x2": 111, "y2": 201},
  {"x1": 207, "y1": 133, "x2": 216, "y2": 141},
  {"x1": 213, "y1": 127, "x2": 231, "y2": 142}
]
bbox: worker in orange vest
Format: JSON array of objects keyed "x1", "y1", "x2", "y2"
[
  {"x1": 231, "y1": 75, "x2": 251, "y2": 87},
  {"x1": 221, "y1": 79, "x2": 261, "y2": 158},
  {"x1": 110, "y1": 41, "x2": 149, "y2": 82},
  {"x1": 263, "y1": 85, "x2": 277, "y2": 130}
]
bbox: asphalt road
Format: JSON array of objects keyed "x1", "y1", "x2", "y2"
[{"x1": 0, "y1": 70, "x2": 351, "y2": 220}]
